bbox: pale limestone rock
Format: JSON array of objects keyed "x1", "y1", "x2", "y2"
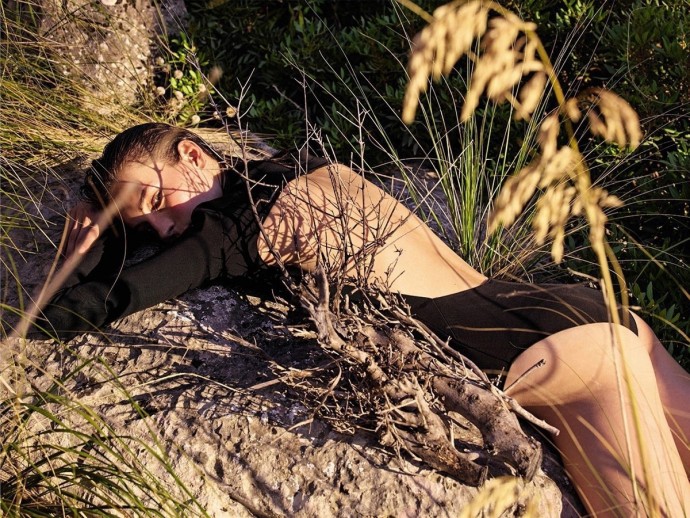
[{"x1": 37, "y1": 0, "x2": 187, "y2": 111}]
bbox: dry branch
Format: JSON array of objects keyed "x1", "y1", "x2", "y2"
[{"x1": 298, "y1": 265, "x2": 543, "y2": 486}]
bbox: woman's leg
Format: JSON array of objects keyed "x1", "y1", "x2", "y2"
[
  {"x1": 504, "y1": 323, "x2": 690, "y2": 517},
  {"x1": 633, "y1": 314, "x2": 690, "y2": 471}
]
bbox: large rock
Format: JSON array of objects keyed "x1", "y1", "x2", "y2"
[
  {"x1": 36, "y1": 0, "x2": 187, "y2": 111},
  {"x1": 10, "y1": 285, "x2": 582, "y2": 516},
  {"x1": 1, "y1": 152, "x2": 585, "y2": 517}
]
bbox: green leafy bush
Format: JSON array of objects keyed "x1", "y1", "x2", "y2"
[{"x1": 155, "y1": 32, "x2": 211, "y2": 125}]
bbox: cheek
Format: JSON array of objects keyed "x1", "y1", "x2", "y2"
[
  {"x1": 162, "y1": 189, "x2": 206, "y2": 229},
  {"x1": 166, "y1": 200, "x2": 196, "y2": 228}
]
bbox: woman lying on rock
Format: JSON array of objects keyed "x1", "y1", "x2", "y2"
[{"x1": 35, "y1": 122, "x2": 689, "y2": 516}]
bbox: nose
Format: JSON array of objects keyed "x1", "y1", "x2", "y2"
[{"x1": 146, "y1": 213, "x2": 176, "y2": 240}]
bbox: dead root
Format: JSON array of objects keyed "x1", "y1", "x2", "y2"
[{"x1": 294, "y1": 265, "x2": 551, "y2": 487}]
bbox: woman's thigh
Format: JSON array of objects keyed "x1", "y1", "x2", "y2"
[
  {"x1": 503, "y1": 322, "x2": 690, "y2": 515},
  {"x1": 504, "y1": 322, "x2": 656, "y2": 407}
]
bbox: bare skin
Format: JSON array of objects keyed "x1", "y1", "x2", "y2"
[
  {"x1": 257, "y1": 164, "x2": 487, "y2": 297},
  {"x1": 69, "y1": 144, "x2": 690, "y2": 517},
  {"x1": 504, "y1": 321, "x2": 690, "y2": 517},
  {"x1": 261, "y1": 163, "x2": 690, "y2": 517}
]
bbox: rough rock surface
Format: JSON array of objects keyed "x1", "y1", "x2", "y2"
[
  {"x1": 1, "y1": 156, "x2": 586, "y2": 517},
  {"x1": 37, "y1": 0, "x2": 187, "y2": 111}
]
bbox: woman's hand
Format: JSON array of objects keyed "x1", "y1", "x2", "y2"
[{"x1": 64, "y1": 201, "x2": 103, "y2": 258}]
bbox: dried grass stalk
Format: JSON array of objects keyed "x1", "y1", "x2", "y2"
[
  {"x1": 403, "y1": 1, "x2": 489, "y2": 123},
  {"x1": 403, "y1": 3, "x2": 640, "y2": 262},
  {"x1": 488, "y1": 109, "x2": 623, "y2": 263},
  {"x1": 579, "y1": 87, "x2": 642, "y2": 149},
  {"x1": 462, "y1": 16, "x2": 542, "y2": 121}
]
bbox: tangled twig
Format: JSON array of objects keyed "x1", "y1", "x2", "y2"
[{"x1": 297, "y1": 264, "x2": 546, "y2": 485}]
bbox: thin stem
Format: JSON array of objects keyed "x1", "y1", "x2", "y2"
[{"x1": 395, "y1": 0, "x2": 434, "y2": 23}]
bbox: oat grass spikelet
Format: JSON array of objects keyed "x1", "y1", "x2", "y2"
[
  {"x1": 461, "y1": 12, "x2": 544, "y2": 121},
  {"x1": 580, "y1": 87, "x2": 643, "y2": 149},
  {"x1": 401, "y1": 0, "x2": 641, "y2": 263},
  {"x1": 488, "y1": 111, "x2": 624, "y2": 262},
  {"x1": 399, "y1": 2, "x2": 658, "y2": 514},
  {"x1": 402, "y1": 1, "x2": 488, "y2": 124}
]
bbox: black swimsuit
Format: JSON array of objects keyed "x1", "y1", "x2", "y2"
[
  {"x1": 403, "y1": 281, "x2": 637, "y2": 372},
  {"x1": 36, "y1": 152, "x2": 638, "y2": 372}
]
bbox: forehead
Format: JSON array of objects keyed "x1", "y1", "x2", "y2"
[{"x1": 117, "y1": 158, "x2": 165, "y2": 183}]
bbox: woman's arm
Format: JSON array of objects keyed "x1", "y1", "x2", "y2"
[{"x1": 32, "y1": 207, "x2": 236, "y2": 340}]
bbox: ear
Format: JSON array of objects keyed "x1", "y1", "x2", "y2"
[{"x1": 177, "y1": 140, "x2": 207, "y2": 169}]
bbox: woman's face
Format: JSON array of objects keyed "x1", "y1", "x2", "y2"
[{"x1": 112, "y1": 143, "x2": 221, "y2": 240}]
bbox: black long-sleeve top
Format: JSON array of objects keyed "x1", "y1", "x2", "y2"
[{"x1": 34, "y1": 150, "x2": 329, "y2": 340}]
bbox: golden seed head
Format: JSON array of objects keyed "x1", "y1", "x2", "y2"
[
  {"x1": 563, "y1": 98, "x2": 581, "y2": 122},
  {"x1": 581, "y1": 87, "x2": 642, "y2": 148},
  {"x1": 515, "y1": 72, "x2": 547, "y2": 120},
  {"x1": 488, "y1": 162, "x2": 541, "y2": 233},
  {"x1": 537, "y1": 112, "x2": 560, "y2": 160},
  {"x1": 539, "y1": 146, "x2": 578, "y2": 187},
  {"x1": 402, "y1": 1, "x2": 489, "y2": 124}
]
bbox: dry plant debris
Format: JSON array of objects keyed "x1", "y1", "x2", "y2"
[
  {"x1": 292, "y1": 266, "x2": 548, "y2": 486},
  {"x1": 221, "y1": 127, "x2": 553, "y2": 490}
]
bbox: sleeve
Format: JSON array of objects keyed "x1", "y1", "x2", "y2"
[{"x1": 31, "y1": 208, "x2": 234, "y2": 341}]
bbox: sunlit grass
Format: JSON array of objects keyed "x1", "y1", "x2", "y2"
[
  {"x1": 1, "y1": 347, "x2": 207, "y2": 516},
  {"x1": 0, "y1": 4, "x2": 210, "y2": 515}
]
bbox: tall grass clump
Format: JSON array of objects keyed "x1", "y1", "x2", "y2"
[
  {"x1": 253, "y1": 2, "x2": 549, "y2": 277},
  {"x1": 1, "y1": 3, "x2": 208, "y2": 515},
  {"x1": 1, "y1": 356, "x2": 206, "y2": 516}
]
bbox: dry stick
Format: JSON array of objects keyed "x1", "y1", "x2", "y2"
[
  {"x1": 502, "y1": 359, "x2": 545, "y2": 396},
  {"x1": 387, "y1": 328, "x2": 544, "y2": 479},
  {"x1": 391, "y1": 309, "x2": 559, "y2": 437},
  {"x1": 224, "y1": 112, "x2": 537, "y2": 482},
  {"x1": 304, "y1": 266, "x2": 488, "y2": 483},
  {"x1": 277, "y1": 174, "x2": 543, "y2": 478},
  {"x1": 501, "y1": 394, "x2": 559, "y2": 437},
  {"x1": 390, "y1": 306, "x2": 490, "y2": 384},
  {"x1": 304, "y1": 265, "x2": 545, "y2": 485}
]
